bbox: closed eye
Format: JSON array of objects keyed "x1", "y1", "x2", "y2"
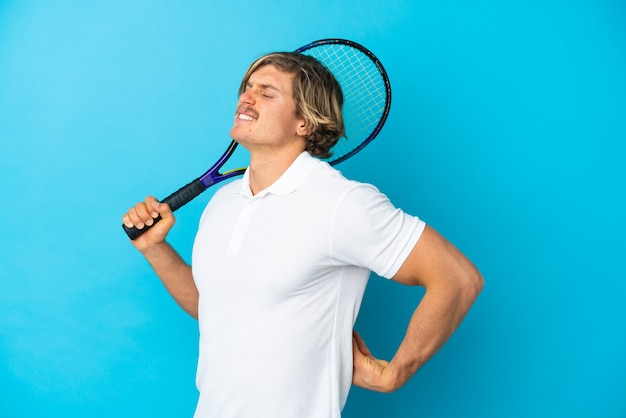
[{"x1": 244, "y1": 81, "x2": 280, "y2": 99}]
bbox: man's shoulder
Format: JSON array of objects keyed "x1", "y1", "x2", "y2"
[
  {"x1": 210, "y1": 178, "x2": 244, "y2": 202},
  {"x1": 298, "y1": 162, "x2": 389, "y2": 215}
]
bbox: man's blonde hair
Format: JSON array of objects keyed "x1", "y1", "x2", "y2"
[{"x1": 238, "y1": 52, "x2": 345, "y2": 159}]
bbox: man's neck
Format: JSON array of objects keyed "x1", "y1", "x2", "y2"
[{"x1": 247, "y1": 147, "x2": 304, "y2": 195}]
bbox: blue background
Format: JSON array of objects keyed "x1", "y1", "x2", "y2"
[{"x1": 1, "y1": 1, "x2": 624, "y2": 417}]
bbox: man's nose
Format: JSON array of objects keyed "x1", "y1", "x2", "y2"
[{"x1": 239, "y1": 89, "x2": 256, "y2": 105}]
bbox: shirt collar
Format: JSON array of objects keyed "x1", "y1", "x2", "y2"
[{"x1": 237, "y1": 151, "x2": 320, "y2": 197}]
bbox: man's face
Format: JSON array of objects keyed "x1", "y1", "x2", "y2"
[{"x1": 230, "y1": 65, "x2": 307, "y2": 153}]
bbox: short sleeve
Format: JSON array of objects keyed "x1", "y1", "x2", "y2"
[{"x1": 329, "y1": 183, "x2": 426, "y2": 278}]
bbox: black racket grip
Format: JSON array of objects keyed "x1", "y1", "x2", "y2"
[{"x1": 122, "y1": 179, "x2": 206, "y2": 240}]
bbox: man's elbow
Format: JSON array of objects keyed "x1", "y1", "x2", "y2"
[{"x1": 463, "y1": 267, "x2": 484, "y2": 302}]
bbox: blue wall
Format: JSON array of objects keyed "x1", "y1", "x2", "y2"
[{"x1": 1, "y1": 1, "x2": 624, "y2": 417}]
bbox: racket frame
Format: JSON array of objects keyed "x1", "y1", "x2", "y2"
[
  {"x1": 295, "y1": 38, "x2": 392, "y2": 166},
  {"x1": 123, "y1": 38, "x2": 391, "y2": 240}
]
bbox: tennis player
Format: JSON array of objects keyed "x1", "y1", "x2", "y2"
[{"x1": 122, "y1": 52, "x2": 483, "y2": 417}]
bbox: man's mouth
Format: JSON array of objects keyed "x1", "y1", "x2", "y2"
[
  {"x1": 236, "y1": 107, "x2": 258, "y2": 121},
  {"x1": 237, "y1": 113, "x2": 256, "y2": 121}
]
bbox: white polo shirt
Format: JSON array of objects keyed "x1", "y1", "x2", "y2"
[{"x1": 191, "y1": 152, "x2": 425, "y2": 418}]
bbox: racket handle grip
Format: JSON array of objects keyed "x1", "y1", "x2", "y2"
[{"x1": 122, "y1": 179, "x2": 206, "y2": 240}]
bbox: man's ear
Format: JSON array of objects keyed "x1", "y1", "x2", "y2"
[{"x1": 296, "y1": 121, "x2": 310, "y2": 137}]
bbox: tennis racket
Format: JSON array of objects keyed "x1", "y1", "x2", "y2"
[{"x1": 123, "y1": 38, "x2": 391, "y2": 240}]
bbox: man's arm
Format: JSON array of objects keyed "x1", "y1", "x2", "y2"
[
  {"x1": 352, "y1": 225, "x2": 484, "y2": 392},
  {"x1": 122, "y1": 196, "x2": 199, "y2": 319}
]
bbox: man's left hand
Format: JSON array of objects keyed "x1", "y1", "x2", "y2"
[{"x1": 352, "y1": 331, "x2": 401, "y2": 393}]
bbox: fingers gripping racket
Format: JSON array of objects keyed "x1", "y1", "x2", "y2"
[{"x1": 123, "y1": 38, "x2": 391, "y2": 240}]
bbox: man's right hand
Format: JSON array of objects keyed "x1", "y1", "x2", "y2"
[
  {"x1": 121, "y1": 196, "x2": 176, "y2": 253},
  {"x1": 121, "y1": 196, "x2": 197, "y2": 318}
]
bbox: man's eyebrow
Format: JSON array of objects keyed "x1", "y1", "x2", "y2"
[
  {"x1": 247, "y1": 79, "x2": 283, "y2": 94},
  {"x1": 259, "y1": 83, "x2": 282, "y2": 93}
]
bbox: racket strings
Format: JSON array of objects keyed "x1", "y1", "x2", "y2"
[{"x1": 302, "y1": 44, "x2": 389, "y2": 163}]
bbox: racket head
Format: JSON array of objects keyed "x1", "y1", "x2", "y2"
[{"x1": 295, "y1": 39, "x2": 392, "y2": 166}]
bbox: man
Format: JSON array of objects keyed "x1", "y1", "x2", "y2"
[{"x1": 122, "y1": 51, "x2": 483, "y2": 417}]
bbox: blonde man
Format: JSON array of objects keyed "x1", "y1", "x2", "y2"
[{"x1": 123, "y1": 51, "x2": 483, "y2": 417}]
